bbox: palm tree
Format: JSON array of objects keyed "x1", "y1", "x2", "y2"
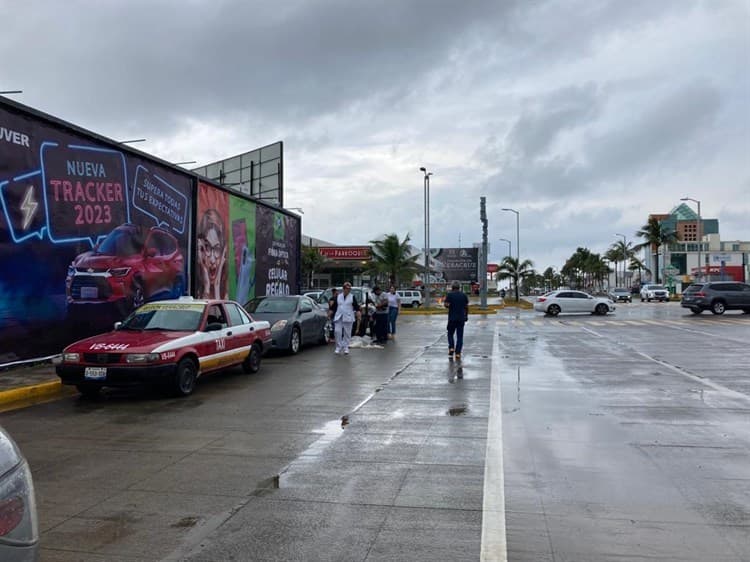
[
  {"x1": 634, "y1": 217, "x2": 679, "y2": 283},
  {"x1": 628, "y1": 256, "x2": 651, "y2": 287},
  {"x1": 368, "y1": 233, "x2": 421, "y2": 287},
  {"x1": 497, "y1": 256, "x2": 535, "y2": 300},
  {"x1": 301, "y1": 246, "x2": 328, "y2": 289}
]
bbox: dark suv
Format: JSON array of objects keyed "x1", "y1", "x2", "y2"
[{"x1": 681, "y1": 282, "x2": 750, "y2": 315}]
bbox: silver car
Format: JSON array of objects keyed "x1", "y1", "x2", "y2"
[
  {"x1": 0, "y1": 426, "x2": 38, "y2": 562},
  {"x1": 534, "y1": 290, "x2": 616, "y2": 316},
  {"x1": 243, "y1": 295, "x2": 329, "y2": 354}
]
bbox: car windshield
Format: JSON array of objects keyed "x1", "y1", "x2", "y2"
[
  {"x1": 120, "y1": 303, "x2": 204, "y2": 331},
  {"x1": 613, "y1": 288, "x2": 628, "y2": 293},
  {"x1": 684, "y1": 284, "x2": 704, "y2": 293},
  {"x1": 245, "y1": 297, "x2": 297, "y2": 313},
  {"x1": 649, "y1": 285, "x2": 666, "y2": 291},
  {"x1": 96, "y1": 228, "x2": 144, "y2": 256}
]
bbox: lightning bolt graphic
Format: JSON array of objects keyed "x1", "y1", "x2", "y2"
[{"x1": 21, "y1": 184, "x2": 38, "y2": 230}]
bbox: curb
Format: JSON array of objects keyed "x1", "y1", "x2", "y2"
[{"x1": 0, "y1": 380, "x2": 67, "y2": 409}]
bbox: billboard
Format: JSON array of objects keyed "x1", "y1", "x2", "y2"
[
  {"x1": 0, "y1": 101, "x2": 193, "y2": 363},
  {"x1": 195, "y1": 181, "x2": 300, "y2": 303},
  {"x1": 430, "y1": 248, "x2": 479, "y2": 282}
]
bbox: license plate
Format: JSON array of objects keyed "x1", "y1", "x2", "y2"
[
  {"x1": 84, "y1": 366, "x2": 107, "y2": 380},
  {"x1": 81, "y1": 286, "x2": 99, "y2": 299}
]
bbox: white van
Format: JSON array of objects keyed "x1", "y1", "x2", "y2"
[{"x1": 397, "y1": 290, "x2": 423, "y2": 308}]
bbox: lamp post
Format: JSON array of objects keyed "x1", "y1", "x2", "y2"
[
  {"x1": 680, "y1": 197, "x2": 702, "y2": 282},
  {"x1": 419, "y1": 167, "x2": 432, "y2": 307},
  {"x1": 498, "y1": 238, "x2": 512, "y2": 259},
  {"x1": 615, "y1": 233, "x2": 627, "y2": 287},
  {"x1": 501, "y1": 208, "x2": 520, "y2": 301}
]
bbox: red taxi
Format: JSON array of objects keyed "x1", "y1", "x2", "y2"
[{"x1": 56, "y1": 297, "x2": 272, "y2": 397}]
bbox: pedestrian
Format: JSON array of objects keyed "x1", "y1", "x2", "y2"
[
  {"x1": 333, "y1": 283, "x2": 360, "y2": 355},
  {"x1": 371, "y1": 286, "x2": 389, "y2": 344},
  {"x1": 327, "y1": 288, "x2": 339, "y2": 343},
  {"x1": 444, "y1": 281, "x2": 469, "y2": 360},
  {"x1": 386, "y1": 285, "x2": 401, "y2": 339}
]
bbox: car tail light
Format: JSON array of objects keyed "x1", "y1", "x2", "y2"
[
  {"x1": 0, "y1": 461, "x2": 38, "y2": 544},
  {"x1": 694, "y1": 292, "x2": 706, "y2": 297},
  {"x1": 537, "y1": 296, "x2": 547, "y2": 302}
]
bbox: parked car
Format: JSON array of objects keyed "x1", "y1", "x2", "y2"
[
  {"x1": 533, "y1": 290, "x2": 616, "y2": 316},
  {"x1": 243, "y1": 295, "x2": 329, "y2": 354},
  {"x1": 681, "y1": 281, "x2": 750, "y2": 315},
  {"x1": 0, "y1": 426, "x2": 38, "y2": 562},
  {"x1": 396, "y1": 289, "x2": 423, "y2": 308},
  {"x1": 56, "y1": 297, "x2": 271, "y2": 397},
  {"x1": 302, "y1": 290, "x2": 324, "y2": 301},
  {"x1": 66, "y1": 223, "x2": 185, "y2": 316},
  {"x1": 609, "y1": 287, "x2": 632, "y2": 303},
  {"x1": 315, "y1": 287, "x2": 373, "y2": 308},
  {"x1": 640, "y1": 284, "x2": 669, "y2": 302}
]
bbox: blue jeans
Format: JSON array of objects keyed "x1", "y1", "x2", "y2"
[
  {"x1": 388, "y1": 306, "x2": 399, "y2": 334},
  {"x1": 447, "y1": 320, "x2": 465, "y2": 354}
]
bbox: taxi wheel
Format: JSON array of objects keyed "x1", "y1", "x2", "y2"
[
  {"x1": 76, "y1": 383, "x2": 100, "y2": 398},
  {"x1": 288, "y1": 327, "x2": 301, "y2": 355},
  {"x1": 243, "y1": 344, "x2": 262, "y2": 374},
  {"x1": 547, "y1": 304, "x2": 561, "y2": 317},
  {"x1": 174, "y1": 358, "x2": 197, "y2": 396}
]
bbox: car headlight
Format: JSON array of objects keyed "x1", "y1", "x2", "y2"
[
  {"x1": 271, "y1": 320, "x2": 288, "y2": 332},
  {"x1": 67, "y1": 265, "x2": 76, "y2": 277},
  {"x1": 109, "y1": 267, "x2": 131, "y2": 277},
  {"x1": 63, "y1": 352, "x2": 80, "y2": 363},
  {"x1": 124, "y1": 353, "x2": 160, "y2": 363}
]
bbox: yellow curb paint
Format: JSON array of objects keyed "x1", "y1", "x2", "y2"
[{"x1": 0, "y1": 380, "x2": 71, "y2": 412}]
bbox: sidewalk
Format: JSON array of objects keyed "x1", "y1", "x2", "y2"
[{"x1": 0, "y1": 361, "x2": 69, "y2": 410}]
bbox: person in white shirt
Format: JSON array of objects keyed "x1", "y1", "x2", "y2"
[
  {"x1": 386, "y1": 286, "x2": 401, "y2": 339},
  {"x1": 333, "y1": 282, "x2": 361, "y2": 355}
]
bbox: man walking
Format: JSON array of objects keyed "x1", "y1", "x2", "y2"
[{"x1": 444, "y1": 281, "x2": 469, "y2": 360}]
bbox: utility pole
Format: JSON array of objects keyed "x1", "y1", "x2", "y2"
[{"x1": 480, "y1": 197, "x2": 488, "y2": 309}]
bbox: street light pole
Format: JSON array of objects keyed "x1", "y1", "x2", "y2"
[
  {"x1": 420, "y1": 167, "x2": 432, "y2": 307},
  {"x1": 681, "y1": 197, "x2": 701, "y2": 282},
  {"x1": 502, "y1": 208, "x2": 520, "y2": 301}
]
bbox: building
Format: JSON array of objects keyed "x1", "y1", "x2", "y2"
[{"x1": 641, "y1": 204, "x2": 749, "y2": 291}]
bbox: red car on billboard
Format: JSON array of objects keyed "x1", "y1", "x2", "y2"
[
  {"x1": 56, "y1": 298, "x2": 272, "y2": 397},
  {"x1": 65, "y1": 223, "x2": 185, "y2": 316}
]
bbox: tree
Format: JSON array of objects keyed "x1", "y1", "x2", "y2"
[
  {"x1": 301, "y1": 246, "x2": 328, "y2": 289},
  {"x1": 628, "y1": 256, "x2": 651, "y2": 286},
  {"x1": 607, "y1": 240, "x2": 635, "y2": 287},
  {"x1": 562, "y1": 247, "x2": 610, "y2": 292},
  {"x1": 497, "y1": 256, "x2": 535, "y2": 300},
  {"x1": 368, "y1": 233, "x2": 421, "y2": 287},
  {"x1": 634, "y1": 217, "x2": 679, "y2": 283}
]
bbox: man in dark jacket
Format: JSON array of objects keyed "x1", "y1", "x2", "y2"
[
  {"x1": 371, "y1": 286, "x2": 389, "y2": 344},
  {"x1": 444, "y1": 281, "x2": 469, "y2": 360}
]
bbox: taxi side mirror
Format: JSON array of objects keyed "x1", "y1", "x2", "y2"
[{"x1": 113, "y1": 321, "x2": 122, "y2": 330}]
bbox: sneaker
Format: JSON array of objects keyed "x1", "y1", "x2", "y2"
[
  {"x1": 448, "y1": 348, "x2": 454, "y2": 357},
  {"x1": 455, "y1": 353, "x2": 461, "y2": 361},
  {"x1": 344, "y1": 349, "x2": 349, "y2": 355},
  {"x1": 334, "y1": 349, "x2": 340, "y2": 355}
]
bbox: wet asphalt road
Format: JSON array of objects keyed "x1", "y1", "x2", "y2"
[{"x1": 0, "y1": 301, "x2": 748, "y2": 561}]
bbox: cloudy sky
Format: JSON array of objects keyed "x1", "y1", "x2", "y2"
[{"x1": 3, "y1": 0, "x2": 748, "y2": 270}]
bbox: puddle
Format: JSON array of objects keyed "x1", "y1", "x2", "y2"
[{"x1": 448, "y1": 404, "x2": 468, "y2": 416}]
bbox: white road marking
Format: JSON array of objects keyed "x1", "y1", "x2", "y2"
[{"x1": 481, "y1": 320, "x2": 508, "y2": 561}]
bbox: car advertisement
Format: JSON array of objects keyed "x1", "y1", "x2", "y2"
[
  {"x1": 195, "y1": 182, "x2": 299, "y2": 303},
  {"x1": 0, "y1": 102, "x2": 192, "y2": 363},
  {"x1": 255, "y1": 204, "x2": 300, "y2": 296}
]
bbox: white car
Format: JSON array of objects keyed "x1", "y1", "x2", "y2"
[
  {"x1": 0, "y1": 426, "x2": 38, "y2": 561},
  {"x1": 640, "y1": 284, "x2": 669, "y2": 302},
  {"x1": 534, "y1": 290, "x2": 616, "y2": 316},
  {"x1": 396, "y1": 290, "x2": 423, "y2": 308}
]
